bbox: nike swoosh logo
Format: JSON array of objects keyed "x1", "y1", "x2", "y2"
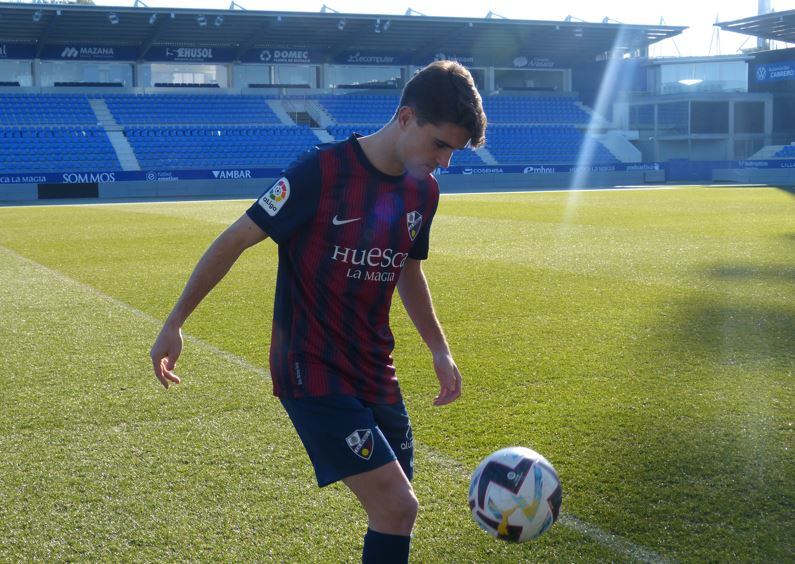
[{"x1": 332, "y1": 215, "x2": 361, "y2": 226}]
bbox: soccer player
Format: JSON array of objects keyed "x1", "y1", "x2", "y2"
[{"x1": 150, "y1": 60, "x2": 487, "y2": 563}]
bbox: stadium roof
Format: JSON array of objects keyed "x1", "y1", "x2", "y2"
[
  {"x1": 716, "y1": 9, "x2": 795, "y2": 45},
  {"x1": 0, "y1": 2, "x2": 686, "y2": 65}
]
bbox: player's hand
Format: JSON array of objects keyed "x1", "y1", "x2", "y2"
[
  {"x1": 432, "y1": 351, "x2": 462, "y2": 406},
  {"x1": 150, "y1": 324, "x2": 183, "y2": 389}
]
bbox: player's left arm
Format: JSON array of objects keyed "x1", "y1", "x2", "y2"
[{"x1": 397, "y1": 257, "x2": 462, "y2": 406}]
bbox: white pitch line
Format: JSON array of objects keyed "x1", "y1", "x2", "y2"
[
  {"x1": 417, "y1": 446, "x2": 672, "y2": 563},
  {"x1": 0, "y1": 244, "x2": 672, "y2": 563},
  {"x1": 0, "y1": 183, "x2": 771, "y2": 209},
  {"x1": 0, "y1": 244, "x2": 268, "y2": 379}
]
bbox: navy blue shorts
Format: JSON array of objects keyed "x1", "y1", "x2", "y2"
[{"x1": 280, "y1": 395, "x2": 414, "y2": 487}]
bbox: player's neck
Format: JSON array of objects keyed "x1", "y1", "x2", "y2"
[{"x1": 357, "y1": 125, "x2": 405, "y2": 177}]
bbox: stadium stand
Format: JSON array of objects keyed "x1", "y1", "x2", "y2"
[
  {"x1": 485, "y1": 125, "x2": 619, "y2": 165},
  {"x1": 0, "y1": 95, "x2": 121, "y2": 173},
  {"x1": 774, "y1": 144, "x2": 795, "y2": 158},
  {"x1": 0, "y1": 90, "x2": 620, "y2": 172},
  {"x1": 0, "y1": 93, "x2": 98, "y2": 126},
  {"x1": 317, "y1": 94, "x2": 398, "y2": 125},
  {"x1": 0, "y1": 127, "x2": 120, "y2": 172},
  {"x1": 326, "y1": 109, "x2": 485, "y2": 166},
  {"x1": 55, "y1": 82, "x2": 124, "y2": 88},
  {"x1": 154, "y1": 83, "x2": 221, "y2": 88},
  {"x1": 483, "y1": 96, "x2": 591, "y2": 124},
  {"x1": 318, "y1": 95, "x2": 617, "y2": 166},
  {"x1": 102, "y1": 94, "x2": 282, "y2": 125},
  {"x1": 125, "y1": 125, "x2": 318, "y2": 169}
]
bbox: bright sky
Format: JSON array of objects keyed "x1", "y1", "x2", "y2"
[{"x1": 11, "y1": 0, "x2": 795, "y2": 56}]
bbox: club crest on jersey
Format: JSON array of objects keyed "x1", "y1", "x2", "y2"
[
  {"x1": 406, "y1": 210, "x2": 423, "y2": 241},
  {"x1": 346, "y1": 429, "x2": 374, "y2": 460},
  {"x1": 258, "y1": 177, "x2": 290, "y2": 216}
]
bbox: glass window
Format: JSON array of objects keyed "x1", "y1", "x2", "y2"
[
  {"x1": 658, "y1": 101, "x2": 689, "y2": 134},
  {"x1": 629, "y1": 104, "x2": 655, "y2": 131},
  {"x1": 36, "y1": 61, "x2": 133, "y2": 87},
  {"x1": 326, "y1": 66, "x2": 402, "y2": 89},
  {"x1": 150, "y1": 63, "x2": 226, "y2": 87},
  {"x1": 734, "y1": 101, "x2": 764, "y2": 134},
  {"x1": 659, "y1": 60, "x2": 747, "y2": 94},
  {"x1": 690, "y1": 101, "x2": 729, "y2": 134},
  {"x1": 274, "y1": 65, "x2": 317, "y2": 88},
  {"x1": 734, "y1": 138, "x2": 764, "y2": 160},
  {"x1": 0, "y1": 60, "x2": 33, "y2": 86},
  {"x1": 495, "y1": 69, "x2": 565, "y2": 91},
  {"x1": 234, "y1": 64, "x2": 271, "y2": 87}
]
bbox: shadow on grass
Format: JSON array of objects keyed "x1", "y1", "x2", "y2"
[
  {"x1": 706, "y1": 264, "x2": 795, "y2": 283},
  {"x1": 655, "y1": 298, "x2": 794, "y2": 368},
  {"x1": 599, "y1": 278, "x2": 794, "y2": 559}
]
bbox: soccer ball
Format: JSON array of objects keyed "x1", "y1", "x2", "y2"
[{"x1": 468, "y1": 446, "x2": 562, "y2": 542}]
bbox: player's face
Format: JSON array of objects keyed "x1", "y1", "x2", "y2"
[{"x1": 396, "y1": 107, "x2": 471, "y2": 179}]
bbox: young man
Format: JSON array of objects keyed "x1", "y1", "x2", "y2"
[{"x1": 150, "y1": 60, "x2": 487, "y2": 563}]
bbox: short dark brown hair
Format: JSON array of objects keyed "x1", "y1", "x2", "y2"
[{"x1": 398, "y1": 60, "x2": 487, "y2": 148}]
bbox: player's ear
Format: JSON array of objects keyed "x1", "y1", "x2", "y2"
[{"x1": 397, "y1": 106, "x2": 414, "y2": 130}]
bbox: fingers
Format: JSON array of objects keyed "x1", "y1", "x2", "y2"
[
  {"x1": 151, "y1": 354, "x2": 168, "y2": 388},
  {"x1": 433, "y1": 366, "x2": 462, "y2": 406},
  {"x1": 151, "y1": 350, "x2": 181, "y2": 389},
  {"x1": 161, "y1": 358, "x2": 182, "y2": 385},
  {"x1": 150, "y1": 327, "x2": 183, "y2": 389}
]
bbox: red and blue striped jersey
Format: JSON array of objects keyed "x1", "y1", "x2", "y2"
[{"x1": 246, "y1": 135, "x2": 439, "y2": 403}]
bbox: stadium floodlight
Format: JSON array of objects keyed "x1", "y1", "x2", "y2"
[
  {"x1": 404, "y1": 8, "x2": 426, "y2": 16},
  {"x1": 214, "y1": 16, "x2": 224, "y2": 27},
  {"x1": 197, "y1": 15, "x2": 207, "y2": 27},
  {"x1": 148, "y1": 13, "x2": 157, "y2": 25},
  {"x1": 229, "y1": 1, "x2": 247, "y2": 9},
  {"x1": 320, "y1": 4, "x2": 339, "y2": 13},
  {"x1": 32, "y1": 10, "x2": 43, "y2": 23},
  {"x1": 134, "y1": 0, "x2": 149, "y2": 7},
  {"x1": 109, "y1": 13, "x2": 119, "y2": 25}
]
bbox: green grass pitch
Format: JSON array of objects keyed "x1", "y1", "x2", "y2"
[{"x1": 0, "y1": 186, "x2": 792, "y2": 562}]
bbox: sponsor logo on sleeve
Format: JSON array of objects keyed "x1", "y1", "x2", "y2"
[{"x1": 258, "y1": 177, "x2": 290, "y2": 216}]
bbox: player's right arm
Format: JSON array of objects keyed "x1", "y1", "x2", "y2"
[{"x1": 150, "y1": 213, "x2": 267, "y2": 388}]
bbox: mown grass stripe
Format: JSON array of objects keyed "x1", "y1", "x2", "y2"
[{"x1": 0, "y1": 243, "x2": 671, "y2": 563}]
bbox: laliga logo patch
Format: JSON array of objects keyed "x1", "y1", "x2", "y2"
[
  {"x1": 346, "y1": 429, "x2": 374, "y2": 460},
  {"x1": 406, "y1": 211, "x2": 423, "y2": 241},
  {"x1": 258, "y1": 177, "x2": 290, "y2": 217}
]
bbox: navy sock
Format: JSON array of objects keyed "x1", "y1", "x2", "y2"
[{"x1": 362, "y1": 527, "x2": 411, "y2": 564}]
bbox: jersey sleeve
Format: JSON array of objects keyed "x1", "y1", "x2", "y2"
[
  {"x1": 408, "y1": 196, "x2": 439, "y2": 260},
  {"x1": 246, "y1": 148, "x2": 322, "y2": 244}
]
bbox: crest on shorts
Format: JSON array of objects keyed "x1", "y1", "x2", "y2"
[
  {"x1": 346, "y1": 429, "x2": 374, "y2": 460},
  {"x1": 406, "y1": 210, "x2": 423, "y2": 241}
]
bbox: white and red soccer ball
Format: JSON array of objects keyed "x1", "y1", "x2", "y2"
[{"x1": 468, "y1": 447, "x2": 562, "y2": 542}]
